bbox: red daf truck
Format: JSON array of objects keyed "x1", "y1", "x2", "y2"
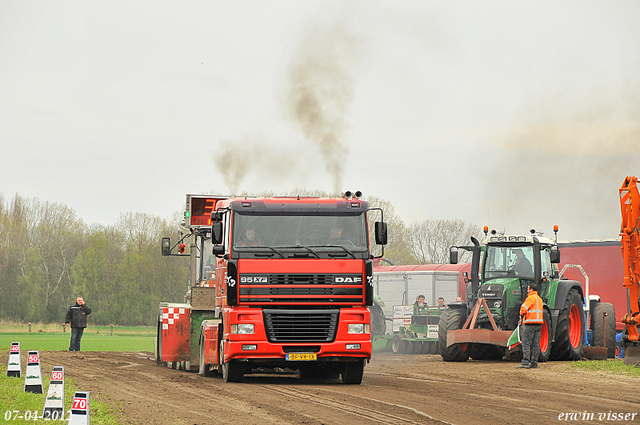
[{"x1": 156, "y1": 193, "x2": 387, "y2": 384}]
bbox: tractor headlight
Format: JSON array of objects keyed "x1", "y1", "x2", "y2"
[{"x1": 493, "y1": 301, "x2": 502, "y2": 309}]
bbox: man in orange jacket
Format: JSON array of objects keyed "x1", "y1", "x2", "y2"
[{"x1": 516, "y1": 283, "x2": 544, "y2": 369}]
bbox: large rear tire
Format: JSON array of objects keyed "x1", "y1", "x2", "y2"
[
  {"x1": 551, "y1": 289, "x2": 585, "y2": 361},
  {"x1": 538, "y1": 310, "x2": 552, "y2": 362},
  {"x1": 341, "y1": 359, "x2": 365, "y2": 385},
  {"x1": 592, "y1": 302, "x2": 616, "y2": 358},
  {"x1": 469, "y1": 343, "x2": 505, "y2": 360},
  {"x1": 369, "y1": 305, "x2": 387, "y2": 336},
  {"x1": 438, "y1": 308, "x2": 469, "y2": 362}
]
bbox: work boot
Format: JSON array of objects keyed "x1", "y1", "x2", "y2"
[
  {"x1": 515, "y1": 363, "x2": 530, "y2": 369},
  {"x1": 529, "y1": 363, "x2": 539, "y2": 369}
]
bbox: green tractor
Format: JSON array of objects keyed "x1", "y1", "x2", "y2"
[{"x1": 439, "y1": 227, "x2": 612, "y2": 362}]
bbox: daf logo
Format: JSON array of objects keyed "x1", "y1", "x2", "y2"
[{"x1": 335, "y1": 276, "x2": 362, "y2": 283}]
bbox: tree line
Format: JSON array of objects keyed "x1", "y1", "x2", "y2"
[{"x1": 0, "y1": 192, "x2": 481, "y2": 326}]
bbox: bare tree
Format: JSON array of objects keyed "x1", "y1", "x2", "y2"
[
  {"x1": 365, "y1": 196, "x2": 417, "y2": 265},
  {"x1": 407, "y1": 218, "x2": 483, "y2": 264}
]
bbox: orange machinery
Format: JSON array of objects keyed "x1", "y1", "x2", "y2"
[{"x1": 620, "y1": 176, "x2": 640, "y2": 364}]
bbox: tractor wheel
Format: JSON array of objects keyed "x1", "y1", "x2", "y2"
[
  {"x1": 369, "y1": 304, "x2": 387, "y2": 336},
  {"x1": 551, "y1": 289, "x2": 585, "y2": 361},
  {"x1": 421, "y1": 341, "x2": 429, "y2": 354},
  {"x1": 538, "y1": 310, "x2": 552, "y2": 362},
  {"x1": 468, "y1": 343, "x2": 505, "y2": 361},
  {"x1": 391, "y1": 335, "x2": 408, "y2": 354},
  {"x1": 592, "y1": 302, "x2": 616, "y2": 358},
  {"x1": 438, "y1": 308, "x2": 469, "y2": 362},
  {"x1": 411, "y1": 341, "x2": 422, "y2": 354},
  {"x1": 341, "y1": 359, "x2": 365, "y2": 385}
]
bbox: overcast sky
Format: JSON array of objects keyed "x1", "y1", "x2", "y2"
[{"x1": 1, "y1": 1, "x2": 639, "y2": 241}]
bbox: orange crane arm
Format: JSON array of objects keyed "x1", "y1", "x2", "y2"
[{"x1": 620, "y1": 176, "x2": 640, "y2": 341}]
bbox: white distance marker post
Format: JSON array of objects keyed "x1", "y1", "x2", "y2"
[
  {"x1": 7, "y1": 342, "x2": 21, "y2": 378},
  {"x1": 24, "y1": 351, "x2": 43, "y2": 394},
  {"x1": 68, "y1": 391, "x2": 90, "y2": 425},
  {"x1": 43, "y1": 366, "x2": 65, "y2": 420}
]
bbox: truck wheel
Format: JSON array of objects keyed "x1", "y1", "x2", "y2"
[
  {"x1": 341, "y1": 359, "x2": 365, "y2": 385},
  {"x1": 538, "y1": 310, "x2": 552, "y2": 362},
  {"x1": 220, "y1": 340, "x2": 243, "y2": 382},
  {"x1": 592, "y1": 302, "x2": 616, "y2": 358},
  {"x1": 438, "y1": 308, "x2": 469, "y2": 362},
  {"x1": 551, "y1": 289, "x2": 584, "y2": 361},
  {"x1": 469, "y1": 343, "x2": 504, "y2": 360},
  {"x1": 199, "y1": 338, "x2": 214, "y2": 377},
  {"x1": 155, "y1": 321, "x2": 164, "y2": 365}
]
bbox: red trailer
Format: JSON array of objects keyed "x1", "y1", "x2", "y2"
[{"x1": 556, "y1": 239, "x2": 625, "y2": 330}]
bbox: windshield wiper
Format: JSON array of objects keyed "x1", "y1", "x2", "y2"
[
  {"x1": 310, "y1": 245, "x2": 356, "y2": 259},
  {"x1": 247, "y1": 246, "x2": 285, "y2": 258},
  {"x1": 275, "y1": 245, "x2": 320, "y2": 258}
]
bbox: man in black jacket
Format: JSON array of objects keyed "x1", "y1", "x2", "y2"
[{"x1": 65, "y1": 296, "x2": 91, "y2": 351}]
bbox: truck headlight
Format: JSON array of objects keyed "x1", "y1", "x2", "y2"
[
  {"x1": 231, "y1": 324, "x2": 254, "y2": 334},
  {"x1": 348, "y1": 324, "x2": 364, "y2": 334}
]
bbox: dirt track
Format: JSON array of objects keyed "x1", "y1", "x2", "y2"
[{"x1": 39, "y1": 351, "x2": 640, "y2": 425}]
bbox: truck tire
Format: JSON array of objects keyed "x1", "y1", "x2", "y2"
[
  {"x1": 341, "y1": 359, "x2": 365, "y2": 385},
  {"x1": 220, "y1": 340, "x2": 243, "y2": 382},
  {"x1": 469, "y1": 343, "x2": 504, "y2": 360},
  {"x1": 198, "y1": 338, "x2": 214, "y2": 377},
  {"x1": 155, "y1": 321, "x2": 164, "y2": 365},
  {"x1": 592, "y1": 302, "x2": 616, "y2": 358},
  {"x1": 538, "y1": 310, "x2": 552, "y2": 362},
  {"x1": 551, "y1": 289, "x2": 584, "y2": 361},
  {"x1": 438, "y1": 308, "x2": 469, "y2": 362}
]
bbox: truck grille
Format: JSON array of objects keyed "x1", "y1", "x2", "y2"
[
  {"x1": 263, "y1": 309, "x2": 339, "y2": 343},
  {"x1": 238, "y1": 273, "x2": 363, "y2": 305}
]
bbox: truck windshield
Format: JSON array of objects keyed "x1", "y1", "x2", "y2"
[
  {"x1": 484, "y1": 245, "x2": 534, "y2": 280},
  {"x1": 232, "y1": 213, "x2": 368, "y2": 253}
]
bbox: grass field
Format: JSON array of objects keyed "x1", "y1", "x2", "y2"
[
  {"x1": 0, "y1": 323, "x2": 155, "y2": 424},
  {"x1": 0, "y1": 321, "x2": 155, "y2": 352},
  {"x1": 0, "y1": 362, "x2": 121, "y2": 425},
  {"x1": 569, "y1": 358, "x2": 640, "y2": 377}
]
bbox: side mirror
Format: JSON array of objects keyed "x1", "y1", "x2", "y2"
[
  {"x1": 211, "y1": 211, "x2": 224, "y2": 222},
  {"x1": 212, "y1": 245, "x2": 225, "y2": 256},
  {"x1": 550, "y1": 246, "x2": 560, "y2": 263},
  {"x1": 450, "y1": 249, "x2": 459, "y2": 264},
  {"x1": 374, "y1": 222, "x2": 388, "y2": 245},
  {"x1": 161, "y1": 238, "x2": 171, "y2": 256},
  {"x1": 211, "y1": 222, "x2": 224, "y2": 244}
]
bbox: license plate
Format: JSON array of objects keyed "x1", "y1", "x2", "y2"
[{"x1": 286, "y1": 353, "x2": 317, "y2": 361}]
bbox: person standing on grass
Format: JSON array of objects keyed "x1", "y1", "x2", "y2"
[{"x1": 65, "y1": 296, "x2": 91, "y2": 352}]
